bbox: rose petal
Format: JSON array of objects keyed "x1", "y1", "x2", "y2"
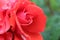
[
  {"x1": 0, "y1": 11, "x2": 10, "y2": 34},
  {"x1": 9, "y1": 14, "x2": 15, "y2": 31},
  {"x1": 27, "y1": 33, "x2": 43, "y2": 40}
]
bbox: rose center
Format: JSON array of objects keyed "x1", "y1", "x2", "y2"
[{"x1": 17, "y1": 9, "x2": 33, "y2": 26}]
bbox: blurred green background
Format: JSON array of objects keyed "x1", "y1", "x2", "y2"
[{"x1": 31, "y1": 0, "x2": 60, "y2": 40}]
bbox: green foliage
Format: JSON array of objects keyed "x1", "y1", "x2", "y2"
[
  {"x1": 42, "y1": 15, "x2": 60, "y2": 40},
  {"x1": 31, "y1": 0, "x2": 60, "y2": 40},
  {"x1": 50, "y1": 0, "x2": 60, "y2": 11}
]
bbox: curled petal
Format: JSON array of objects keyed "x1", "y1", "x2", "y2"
[
  {"x1": 15, "y1": 15, "x2": 31, "y2": 40},
  {"x1": 24, "y1": 4, "x2": 46, "y2": 33}
]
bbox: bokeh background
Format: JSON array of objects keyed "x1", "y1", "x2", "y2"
[{"x1": 31, "y1": 0, "x2": 60, "y2": 40}]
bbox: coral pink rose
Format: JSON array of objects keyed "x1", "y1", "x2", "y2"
[{"x1": 0, "y1": 0, "x2": 46, "y2": 40}]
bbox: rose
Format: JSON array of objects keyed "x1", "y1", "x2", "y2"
[
  {"x1": 10, "y1": 0, "x2": 46, "y2": 40},
  {"x1": 0, "y1": 0, "x2": 46, "y2": 40}
]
